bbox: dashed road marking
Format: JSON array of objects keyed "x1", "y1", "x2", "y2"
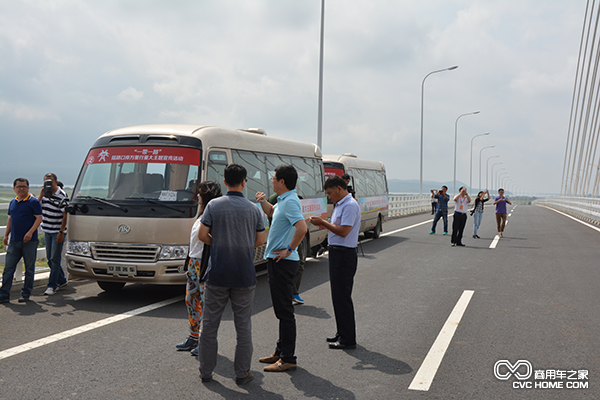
[
  {"x1": 408, "y1": 290, "x2": 475, "y2": 391},
  {"x1": 0, "y1": 296, "x2": 183, "y2": 361}
]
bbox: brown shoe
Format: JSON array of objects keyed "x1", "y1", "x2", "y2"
[
  {"x1": 259, "y1": 353, "x2": 280, "y2": 364},
  {"x1": 264, "y1": 360, "x2": 297, "y2": 372}
]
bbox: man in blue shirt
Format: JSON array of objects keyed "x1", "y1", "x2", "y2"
[
  {"x1": 1, "y1": 178, "x2": 43, "y2": 303},
  {"x1": 197, "y1": 164, "x2": 265, "y2": 384},
  {"x1": 256, "y1": 165, "x2": 307, "y2": 372},
  {"x1": 430, "y1": 185, "x2": 449, "y2": 235},
  {"x1": 309, "y1": 175, "x2": 361, "y2": 349}
]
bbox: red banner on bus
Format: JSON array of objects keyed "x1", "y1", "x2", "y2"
[
  {"x1": 85, "y1": 147, "x2": 201, "y2": 166},
  {"x1": 324, "y1": 167, "x2": 344, "y2": 178}
]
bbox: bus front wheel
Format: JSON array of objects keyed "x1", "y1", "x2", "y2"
[{"x1": 97, "y1": 281, "x2": 126, "y2": 292}]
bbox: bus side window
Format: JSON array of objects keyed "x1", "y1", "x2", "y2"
[
  {"x1": 292, "y1": 157, "x2": 318, "y2": 198},
  {"x1": 206, "y1": 151, "x2": 228, "y2": 195},
  {"x1": 265, "y1": 154, "x2": 292, "y2": 197},
  {"x1": 232, "y1": 150, "x2": 268, "y2": 201}
]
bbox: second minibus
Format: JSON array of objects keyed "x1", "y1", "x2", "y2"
[{"x1": 323, "y1": 153, "x2": 389, "y2": 239}]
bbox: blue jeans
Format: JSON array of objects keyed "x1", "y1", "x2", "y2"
[
  {"x1": 45, "y1": 232, "x2": 67, "y2": 289},
  {"x1": 473, "y1": 212, "x2": 483, "y2": 235},
  {"x1": 431, "y1": 210, "x2": 448, "y2": 233},
  {"x1": 0, "y1": 240, "x2": 39, "y2": 299}
]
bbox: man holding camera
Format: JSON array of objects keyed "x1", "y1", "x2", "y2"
[
  {"x1": 430, "y1": 186, "x2": 449, "y2": 235},
  {"x1": 38, "y1": 173, "x2": 69, "y2": 296}
]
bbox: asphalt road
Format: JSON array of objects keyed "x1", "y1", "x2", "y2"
[{"x1": 0, "y1": 205, "x2": 598, "y2": 400}]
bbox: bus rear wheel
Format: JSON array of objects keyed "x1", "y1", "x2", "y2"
[
  {"x1": 298, "y1": 235, "x2": 309, "y2": 263},
  {"x1": 370, "y1": 216, "x2": 382, "y2": 239},
  {"x1": 97, "y1": 281, "x2": 126, "y2": 292}
]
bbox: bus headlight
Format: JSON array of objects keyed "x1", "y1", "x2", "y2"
[
  {"x1": 66, "y1": 240, "x2": 91, "y2": 257},
  {"x1": 159, "y1": 245, "x2": 189, "y2": 260}
]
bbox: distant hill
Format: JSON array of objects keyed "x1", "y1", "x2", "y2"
[{"x1": 387, "y1": 179, "x2": 471, "y2": 195}]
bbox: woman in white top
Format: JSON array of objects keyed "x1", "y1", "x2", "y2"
[
  {"x1": 175, "y1": 181, "x2": 222, "y2": 355},
  {"x1": 451, "y1": 186, "x2": 471, "y2": 247}
]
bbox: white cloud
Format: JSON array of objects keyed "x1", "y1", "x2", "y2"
[{"x1": 117, "y1": 87, "x2": 144, "y2": 102}]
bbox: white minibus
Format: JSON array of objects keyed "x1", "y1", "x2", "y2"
[
  {"x1": 66, "y1": 124, "x2": 328, "y2": 291},
  {"x1": 323, "y1": 154, "x2": 388, "y2": 239}
]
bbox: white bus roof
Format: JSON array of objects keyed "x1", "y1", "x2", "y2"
[
  {"x1": 323, "y1": 154, "x2": 386, "y2": 172},
  {"x1": 100, "y1": 124, "x2": 322, "y2": 158}
]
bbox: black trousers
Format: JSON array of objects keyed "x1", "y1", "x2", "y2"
[
  {"x1": 267, "y1": 258, "x2": 299, "y2": 364},
  {"x1": 329, "y1": 246, "x2": 358, "y2": 346},
  {"x1": 451, "y1": 212, "x2": 468, "y2": 245}
]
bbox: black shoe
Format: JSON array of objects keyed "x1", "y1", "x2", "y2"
[
  {"x1": 326, "y1": 334, "x2": 340, "y2": 343},
  {"x1": 176, "y1": 337, "x2": 198, "y2": 351},
  {"x1": 329, "y1": 341, "x2": 356, "y2": 350},
  {"x1": 190, "y1": 347, "x2": 198, "y2": 357},
  {"x1": 18, "y1": 296, "x2": 29, "y2": 303},
  {"x1": 456, "y1": 243, "x2": 465, "y2": 247}
]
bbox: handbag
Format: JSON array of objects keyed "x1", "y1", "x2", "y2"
[{"x1": 199, "y1": 243, "x2": 211, "y2": 282}]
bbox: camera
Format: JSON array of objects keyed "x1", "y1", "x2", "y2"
[{"x1": 43, "y1": 180, "x2": 54, "y2": 198}]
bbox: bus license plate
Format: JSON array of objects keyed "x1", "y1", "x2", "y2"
[{"x1": 107, "y1": 265, "x2": 137, "y2": 276}]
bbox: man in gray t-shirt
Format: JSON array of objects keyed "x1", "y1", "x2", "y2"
[{"x1": 198, "y1": 164, "x2": 265, "y2": 384}]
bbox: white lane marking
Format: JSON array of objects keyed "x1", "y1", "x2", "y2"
[
  {"x1": 489, "y1": 235, "x2": 501, "y2": 249},
  {"x1": 408, "y1": 290, "x2": 475, "y2": 391},
  {"x1": 0, "y1": 296, "x2": 183, "y2": 361},
  {"x1": 538, "y1": 205, "x2": 600, "y2": 233}
]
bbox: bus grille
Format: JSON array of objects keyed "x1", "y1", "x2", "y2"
[{"x1": 91, "y1": 243, "x2": 160, "y2": 262}]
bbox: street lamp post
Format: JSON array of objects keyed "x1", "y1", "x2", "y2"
[
  {"x1": 420, "y1": 65, "x2": 458, "y2": 195},
  {"x1": 491, "y1": 165, "x2": 504, "y2": 191},
  {"x1": 486, "y1": 156, "x2": 500, "y2": 191},
  {"x1": 316, "y1": 0, "x2": 325, "y2": 151},
  {"x1": 479, "y1": 147, "x2": 495, "y2": 190},
  {"x1": 453, "y1": 111, "x2": 480, "y2": 196},
  {"x1": 497, "y1": 171, "x2": 508, "y2": 191},
  {"x1": 470, "y1": 132, "x2": 490, "y2": 194}
]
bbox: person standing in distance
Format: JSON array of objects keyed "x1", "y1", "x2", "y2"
[
  {"x1": 430, "y1": 186, "x2": 449, "y2": 235},
  {"x1": 493, "y1": 188, "x2": 512, "y2": 237},
  {"x1": 256, "y1": 165, "x2": 308, "y2": 372},
  {"x1": 38, "y1": 173, "x2": 69, "y2": 296},
  {"x1": 0, "y1": 178, "x2": 43, "y2": 303},
  {"x1": 450, "y1": 186, "x2": 471, "y2": 247},
  {"x1": 309, "y1": 175, "x2": 361, "y2": 350},
  {"x1": 471, "y1": 190, "x2": 490, "y2": 239},
  {"x1": 197, "y1": 164, "x2": 265, "y2": 385}
]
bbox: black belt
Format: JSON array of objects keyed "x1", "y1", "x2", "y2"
[{"x1": 329, "y1": 245, "x2": 356, "y2": 252}]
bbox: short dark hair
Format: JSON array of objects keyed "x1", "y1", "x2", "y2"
[
  {"x1": 442, "y1": 185, "x2": 448, "y2": 190},
  {"x1": 198, "y1": 180, "x2": 222, "y2": 211},
  {"x1": 341, "y1": 173, "x2": 351, "y2": 181},
  {"x1": 44, "y1": 173, "x2": 58, "y2": 182},
  {"x1": 274, "y1": 165, "x2": 298, "y2": 190},
  {"x1": 498, "y1": 188, "x2": 504, "y2": 192},
  {"x1": 13, "y1": 178, "x2": 29, "y2": 187},
  {"x1": 224, "y1": 163, "x2": 247, "y2": 186},
  {"x1": 324, "y1": 175, "x2": 347, "y2": 191}
]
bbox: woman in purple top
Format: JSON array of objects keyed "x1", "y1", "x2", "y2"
[{"x1": 493, "y1": 188, "x2": 512, "y2": 237}]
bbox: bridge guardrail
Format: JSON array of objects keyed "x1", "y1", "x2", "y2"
[
  {"x1": 387, "y1": 194, "x2": 457, "y2": 218},
  {"x1": 533, "y1": 197, "x2": 600, "y2": 226}
]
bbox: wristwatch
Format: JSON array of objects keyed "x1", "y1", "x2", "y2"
[{"x1": 287, "y1": 245, "x2": 295, "y2": 252}]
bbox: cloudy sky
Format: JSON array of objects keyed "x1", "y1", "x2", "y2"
[{"x1": 0, "y1": 0, "x2": 585, "y2": 195}]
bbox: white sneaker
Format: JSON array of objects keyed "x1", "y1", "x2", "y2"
[{"x1": 44, "y1": 287, "x2": 56, "y2": 296}]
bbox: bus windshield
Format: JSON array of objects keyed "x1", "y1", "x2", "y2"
[{"x1": 73, "y1": 146, "x2": 201, "y2": 203}]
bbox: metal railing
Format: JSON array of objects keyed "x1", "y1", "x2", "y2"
[
  {"x1": 387, "y1": 194, "x2": 457, "y2": 218},
  {"x1": 533, "y1": 197, "x2": 600, "y2": 225}
]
